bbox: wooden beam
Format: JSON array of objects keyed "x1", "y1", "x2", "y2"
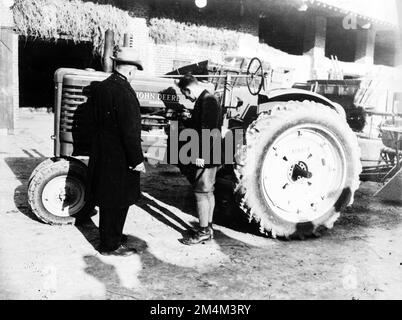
[{"x1": 0, "y1": 28, "x2": 14, "y2": 133}]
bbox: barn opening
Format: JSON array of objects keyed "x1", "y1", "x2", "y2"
[
  {"x1": 259, "y1": 9, "x2": 306, "y2": 55},
  {"x1": 19, "y1": 37, "x2": 102, "y2": 109},
  {"x1": 325, "y1": 17, "x2": 357, "y2": 62}
]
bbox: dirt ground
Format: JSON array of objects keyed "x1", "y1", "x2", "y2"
[{"x1": 0, "y1": 110, "x2": 401, "y2": 300}]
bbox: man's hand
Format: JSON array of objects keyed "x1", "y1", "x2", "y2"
[
  {"x1": 130, "y1": 162, "x2": 146, "y2": 173},
  {"x1": 181, "y1": 109, "x2": 192, "y2": 119},
  {"x1": 195, "y1": 158, "x2": 205, "y2": 168}
]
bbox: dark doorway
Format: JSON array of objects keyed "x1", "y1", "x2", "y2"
[
  {"x1": 19, "y1": 37, "x2": 102, "y2": 109},
  {"x1": 325, "y1": 17, "x2": 356, "y2": 62},
  {"x1": 259, "y1": 9, "x2": 306, "y2": 55}
]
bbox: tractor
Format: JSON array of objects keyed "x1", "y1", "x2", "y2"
[{"x1": 27, "y1": 35, "x2": 362, "y2": 240}]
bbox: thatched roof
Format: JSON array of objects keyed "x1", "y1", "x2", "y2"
[{"x1": 12, "y1": 0, "x2": 130, "y2": 54}]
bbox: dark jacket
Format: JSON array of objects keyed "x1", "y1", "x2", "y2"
[
  {"x1": 86, "y1": 72, "x2": 144, "y2": 208},
  {"x1": 183, "y1": 90, "x2": 222, "y2": 167}
]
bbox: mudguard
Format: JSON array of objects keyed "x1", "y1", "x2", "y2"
[{"x1": 258, "y1": 88, "x2": 346, "y2": 118}]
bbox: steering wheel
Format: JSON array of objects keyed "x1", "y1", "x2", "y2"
[{"x1": 246, "y1": 57, "x2": 264, "y2": 96}]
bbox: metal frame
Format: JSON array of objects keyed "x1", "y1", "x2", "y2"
[{"x1": 360, "y1": 111, "x2": 402, "y2": 182}]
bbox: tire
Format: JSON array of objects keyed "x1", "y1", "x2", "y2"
[
  {"x1": 28, "y1": 158, "x2": 55, "y2": 185},
  {"x1": 28, "y1": 158, "x2": 94, "y2": 225},
  {"x1": 234, "y1": 100, "x2": 362, "y2": 239}
]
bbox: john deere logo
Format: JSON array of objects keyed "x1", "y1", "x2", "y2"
[{"x1": 137, "y1": 91, "x2": 181, "y2": 102}]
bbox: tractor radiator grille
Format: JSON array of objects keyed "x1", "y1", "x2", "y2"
[
  {"x1": 60, "y1": 85, "x2": 87, "y2": 131},
  {"x1": 59, "y1": 84, "x2": 91, "y2": 156}
]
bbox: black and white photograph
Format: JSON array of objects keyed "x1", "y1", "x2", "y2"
[{"x1": 0, "y1": 0, "x2": 401, "y2": 303}]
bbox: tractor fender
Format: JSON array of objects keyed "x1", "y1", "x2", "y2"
[{"x1": 258, "y1": 88, "x2": 346, "y2": 118}]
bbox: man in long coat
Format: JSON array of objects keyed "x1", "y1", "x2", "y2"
[{"x1": 86, "y1": 48, "x2": 145, "y2": 256}]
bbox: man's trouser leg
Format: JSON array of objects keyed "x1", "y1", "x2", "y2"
[{"x1": 99, "y1": 206, "x2": 129, "y2": 251}]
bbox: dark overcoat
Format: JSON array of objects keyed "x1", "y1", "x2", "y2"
[{"x1": 85, "y1": 72, "x2": 144, "y2": 208}]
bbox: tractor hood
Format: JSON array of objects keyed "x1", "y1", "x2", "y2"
[{"x1": 54, "y1": 68, "x2": 199, "y2": 110}]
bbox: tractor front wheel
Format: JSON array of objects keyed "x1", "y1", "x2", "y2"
[{"x1": 28, "y1": 158, "x2": 94, "y2": 225}]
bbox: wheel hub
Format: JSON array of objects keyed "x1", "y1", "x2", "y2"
[
  {"x1": 42, "y1": 175, "x2": 85, "y2": 217},
  {"x1": 289, "y1": 161, "x2": 312, "y2": 182}
]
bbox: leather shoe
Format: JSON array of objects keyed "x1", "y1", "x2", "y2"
[{"x1": 99, "y1": 244, "x2": 137, "y2": 257}]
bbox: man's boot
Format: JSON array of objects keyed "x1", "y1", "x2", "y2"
[
  {"x1": 189, "y1": 223, "x2": 214, "y2": 239},
  {"x1": 182, "y1": 227, "x2": 212, "y2": 245},
  {"x1": 209, "y1": 223, "x2": 214, "y2": 239}
]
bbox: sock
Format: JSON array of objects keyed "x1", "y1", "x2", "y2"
[{"x1": 199, "y1": 226, "x2": 210, "y2": 234}]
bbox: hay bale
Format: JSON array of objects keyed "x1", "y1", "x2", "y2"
[
  {"x1": 12, "y1": 0, "x2": 130, "y2": 55},
  {"x1": 148, "y1": 18, "x2": 240, "y2": 52}
]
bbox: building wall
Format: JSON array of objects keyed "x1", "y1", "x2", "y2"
[
  {"x1": 147, "y1": 0, "x2": 259, "y2": 36},
  {"x1": 89, "y1": 0, "x2": 259, "y2": 35},
  {"x1": 124, "y1": 17, "x2": 153, "y2": 72},
  {"x1": 87, "y1": 0, "x2": 399, "y2": 80},
  {"x1": 91, "y1": 0, "x2": 259, "y2": 76},
  {"x1": 151, "y1": 43, "x2": 225, "y2": 75},
  {"x1": 102, "y1": 1, "x2": 247, "y2": 76}
]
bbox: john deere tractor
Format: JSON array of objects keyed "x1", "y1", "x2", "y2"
[{"x1": 28, "y1": 39, "x2": 361, "y2": 239}]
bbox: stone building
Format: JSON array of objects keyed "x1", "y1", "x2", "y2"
[
  {"x1": 0, "y1": 0, "x2": 401, "y2": 133},
  {"x1": 99, "y1": 0, "x2": 401, "y2": 77}
]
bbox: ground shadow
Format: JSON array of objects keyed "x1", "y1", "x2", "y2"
[
  {"x1": 141, "y1": 164, "x2": 263, "y2": 237},
  {"x1": 83, "y1": 254, "x2": 135, "y2": 299},
  {"x1": 75, "y1": 218, "x2": 100, "y2": 250},
  {"x1": 136, "y1": 195, "x2": 193, "y2": 237},
  {"x1": 4, "y1": 156, "x2": 48, "y2": 223},
  {"x1": 82, "y1": 235, "x2": 150, "y2": 299},
  {"x1": 81, "y1": 229, "x2": 261, "y2": 299}
]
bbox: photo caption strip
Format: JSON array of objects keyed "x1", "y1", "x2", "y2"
[{"x1": 149, "y1": 302, "x2": 253, "y2": 318}]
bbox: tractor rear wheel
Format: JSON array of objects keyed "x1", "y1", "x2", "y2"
[
  {"x1": 28, "y1": 158, "x2": 94, "y2": 225},
  {"x1": 235, "y1": 100, "x2": 361, "y2": 239}
]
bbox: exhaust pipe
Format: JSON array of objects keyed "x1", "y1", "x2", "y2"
[
  {"x1": 123, "y1": 32, "x2": 135, "y2": 48},
  {"x1": 102, "y1": 29, "x2": 114, "y2": 73}
]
